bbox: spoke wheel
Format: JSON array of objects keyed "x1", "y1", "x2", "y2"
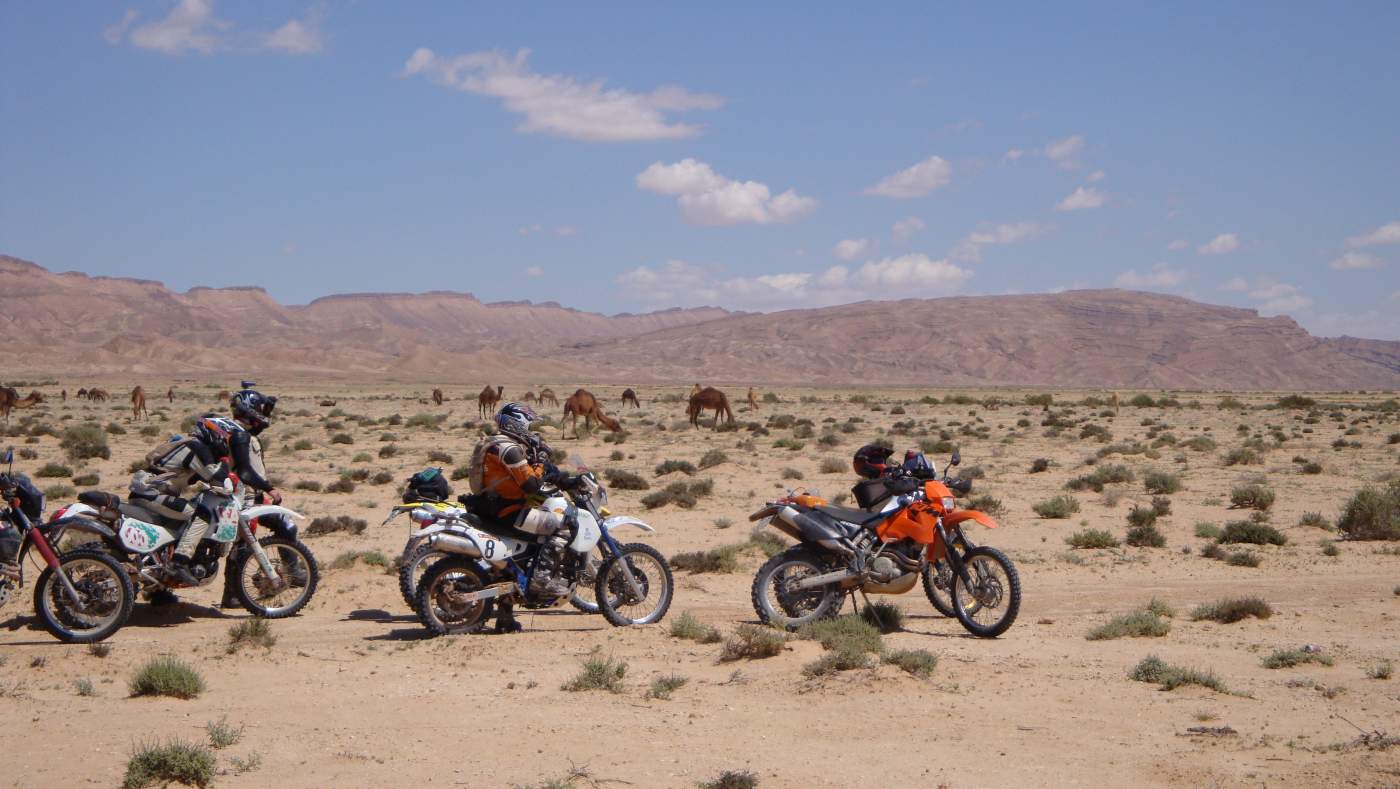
[
  {"x1": 595, "y1": 543, "x2": 673, "y2": 626},
  {"x1": 414, "y1": 557, "x2": 495, "y2": 636},
  {"x1": 751, "y1": 547, "x2": 840, "y2": 630},
  {"x1": 950, "y1": 546, "x2": 1021, "y2": 638},
  {"x1": 34, "y1": 549, "x2": 134, "y2": 643},
  {"x1": 232, "y1": 537, "x2": 319, "y2": 618},
  {"x1": 920, "y1": 560, "x2": 957, "y2": 618},
  {"x1": 568, "y1": 546, "x2": 604, "y2": 614}
]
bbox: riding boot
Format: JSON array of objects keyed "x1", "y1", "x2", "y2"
[
  {"x1": 494, "y1": 600, "x2": 522, "y2": 633},
  {"x1": 166, "y1": 555, "x2": 202, "y2": 587},
  {"x1": 219, "y1": 559, "x2": 240, "y2": 608}
]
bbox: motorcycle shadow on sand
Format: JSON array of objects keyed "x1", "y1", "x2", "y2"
[
  {"x1": 348, "y1": 606, "x2": 607, "y2": 643},
  {"x1": 0, "y1": 598, "x2": 228, "y2": 643}
]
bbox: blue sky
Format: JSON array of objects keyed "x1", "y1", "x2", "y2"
[{"x1": 2, "y1": 1, "x2": 1398, "y2": 337}]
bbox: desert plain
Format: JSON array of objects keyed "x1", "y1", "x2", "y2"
[{"x1": 1, "y1": 380, "x2": 1398, "y2": 788}]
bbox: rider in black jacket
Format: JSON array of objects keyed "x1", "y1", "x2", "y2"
[{"x1": 220, "y1": 386, "x2": 289, "y2": 607}]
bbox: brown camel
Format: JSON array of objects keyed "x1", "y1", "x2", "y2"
[
  {"x1": 76, "y1": 388, "x2": 88, "y2": 400},
  {"x1": 688, "y1": 387, "x2": 734, "y2": 430},
  {"x1": 1109, "y1": 392, "x2": 1120, "y2": 413},
  {"x1": 0, "y1": 388, "x2": 43, "y2": 422},
  {"x1": 690, "y1": 383, "x2": 702, "y2": 397},
  {"x1": 432, "y1": 388, "x2": 445, "y2": 406},
  {"x1": 166, "y1": 386, "x2": 175, "y2": 403},
  {"x1": 478, "y1": 385, "x2": 504, "y2": 418},
  {"x1": 88, "y1": 388, "x2": 110, "y2": 402},
  {"x1": 537, "y1": 388, "x2": 559, "y2": 408},
  {"x1": 562, "y1": 389, "x2": 622, "y2": 439},
  {"x1": 522, "y1": 391, "x2": 538, "y2": 404},
  {"x1": 621, "y1": 388, "x2": 641, "y2": 408},
  {"x1": 131, "y1": 386, "x2": 148, "y2": 420},
  {"x1": 746, "y1": 387, "x2": 760, "y2": 411},
  {"x1": 61, "y1": 389, "x2": 67, "y2": 402}
]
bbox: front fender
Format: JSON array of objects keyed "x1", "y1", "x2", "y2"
[
  {"x1": 602, "y1": 515, "x2": 656, "y2": 534},
  {"x1": 243, "y1": 505, "x2": 304, "y2": 523},
  {"x1": 45, "y1": 516, "x2": 118, "y2": 546},
  {"x1": 945, "y1": 510, "x2": 999, "y2": 529}
]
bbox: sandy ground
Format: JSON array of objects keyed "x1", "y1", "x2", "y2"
[{"x1": 2, "y1": 381, "x2": 1399, "y2": 788}]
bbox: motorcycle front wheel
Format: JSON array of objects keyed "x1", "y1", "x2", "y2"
[
  {"x1": 595, "y1": 543, "x2": 673, "y2": 626},
  {"x1": 751, "y1": 547, "x2": 841, "y2": 630},
  {"x1": 414, "y1": 557, "x2": 495, "y2": 635},
  {"x1": 33, "y1": 548, "x2": 134, "y2": 643},
  {"x1": 950, "y1": 546, "x2": 1021, "y2": 638},
  {"x1": 231, "y1": 537, "x2": 320, "y2": 618}
]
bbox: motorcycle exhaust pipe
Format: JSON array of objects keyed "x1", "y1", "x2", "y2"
[
  {"x1": 766, "y1": 506, "x2": 804, "y2": 541},
  {"x1": 793, "y1": 568, "x2": 858, "y2": 590},
  {"x1": 428, "y1": 533, "x2": 483, "y2": 558}
]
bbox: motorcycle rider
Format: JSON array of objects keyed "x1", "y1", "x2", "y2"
[
  {"x1": 219, "y1": 385, "x2": 296, "y2": 608},
  {"x1": 466, "y1": 402, "x2": 575, "y2": 632}
]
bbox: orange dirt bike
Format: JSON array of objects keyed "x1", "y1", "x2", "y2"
[{"x1": 748, "y1": 450, "x2": 1020, "y2": 638}]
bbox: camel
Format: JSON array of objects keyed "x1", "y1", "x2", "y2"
[
  {"x1": 478, "y1": 385, "x2": 503, "y2": 418},
  {"x1": 76, "y1": 388, "x2": 88, "y2": 400},
  {"x1": 522, "y1": 391, "x2": 538, "y2": 404},
  {"x1": 216, "y1": 390, "x2": 230, "y2": 401},
  {"x1": 166, "y1": 386, "x2": 175, "y2": 403},
  {"x1": 688, "y1": 387, "x2": 734, "y2": 430},
  {"x1": 746, "y1": 387, "x2": 760, "y2": 411},
  {"x1": 562, "y1": 389, "x2": 622, "y2": 439},
  {"x1": 88, "y1": 388, "x2": 110, "y2": 402},
  {"x1": 130, "y1": 386, "x2": 148, "y2": 420},
  {"x1": 61, "y1": 389, "x2": 67, "y2": 402},
  {"x1": 690, "y1": 383, "x2": 702, "y2": 397},
  {"x1": 0, "y1": 387, "x2": 43, "y2": 422},
  {"x1": 432, "y1": 388, "x2": 445, "y2": 406},
  {"x1": 621, "y1": 388, "x2": 641, "y2": 409},
  {"x1": 1110, "y1": 392, "x2": 1120, "y2": 414},
  {"x1": 537, "y1": 388, "x2": 559, "y2": 408}
]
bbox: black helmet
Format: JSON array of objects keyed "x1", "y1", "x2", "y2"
[
  {"x1": 231, "y1": 388, "x2": 277, "y2": 434},
  {"x1": 852, "y1": 444, "x2": 894, "y2": 479},
  {"x1": 494, "y1": 402, "x2": 538, "y2": 443},
  {"x1": 192, "y1": 416, "x2": 240, "y2": 459}
]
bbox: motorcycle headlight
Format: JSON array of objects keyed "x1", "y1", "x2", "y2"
[{"x1": 941, "y1": 496, "x2": 956, "y2": 512}]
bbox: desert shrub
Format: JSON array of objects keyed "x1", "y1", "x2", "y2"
[
  {"x1": 1030, "y1": 458, "x2": 1050, "y2": 473},
  {"x1": 966, "y1": 493, "x2": 1005, "y2": 517},
  {"x1": 330, "y1": 433, "x2": 353, "y2": 445},
  {"x1": 1127, "y1": 394, "x2": 1156, "y2": 408},
  {"x1": 305, "y1": 515, "x2": 367, "y2": 536},
  {"x1": 35, "y1": 462, "x2": 73, "y2": 478},
  {"x1": 1066, "y1": 529, "x2": 1119, "y2": 549},
  {"x1": 798, "y1": 615, "x2": 883, "y2": 654},
  {"x1": 1191, "y1": 596, "x2": 1273, "y2": 623},
  {"x1": 1126, "y1": 523, "x2": 1167, "y2": 548},
  {"x1": 698, "y1": 449, "x2": 728, "y2": 469},
  {"x1": 1276, "y1": 394, "x2": 1317, "y2": 409},
  {"x1": 670, "y1": 544, "x2": 742, "y2": 574},
  {"x1": 719, "y1": 624, "x2": 786, "y2": 661},
  {"x1": 641, "y1": 479, "x2": 712, "y2": 509},
  {"x1": 1126, "y1": 506, "x2": 1158, "y2": 529},
  {"x1": 370, "y1": 470, "x2": 393, "y2": 485},
  {"x1": 781, "y1": 468, "x2": 803, "y2": 480},
  {"x1": 1217, "y1": 396, "x2": 1245, "y2": 410},
  {"x1": 1181, "y1": 436, "x2": 1217, "y2": 452},
  {"x1": 377, "y1": 443, "x2": 399, "y2": 458},
  {"x1": 1194, "y1": 522, "x2": 1222, "y2": 539},
  {"x1": 1299, "y1": 460, "x2": 1324, "y2": 474},
  {"x1": 1223, "y1": 447, "x2": 1261, "y2": 466},
  {"x1": 819, "y1": 457, "x2": 846, "y2": 474},
  {"x1": 881, "y1": 648, "x2": 938, "y2": 678},
  {"x1": 562, "y1": 655, "x2": 627, "y2": 693},
  {"x1": 205, "y1": 716, "x2": 243, "y2": 749},
  {"x1": 328, "y1": 550, "x2": 391, "y2": 570},
  {"x1": 226, "y1": 618, "x2": 275, "y2": 653},
  {"x1": 1129, "y1": 655, "x2": 1228, "y2": 692},
  {"x1": 325, "y1": 478, "x2": 356, "y2": 494},
  {"x1": 1298, "y1": 511, "x2": 1331, "y2": 530},
  {"x1": 426, "y1": 450, "x2": 453, "y2": 464},
  {"x1": 669, "y1": 612, "x2": 722, "y2": 643},
  {"x1": 1262, "y1": 648, "x2": 1333, "y2": 669},
  {"x1": 1367, "y1": 661, "x2": 1394, "y2": 680},
  {"x1": 42, "y1": 483, "x2": 75, "y2": 499},
  {"x1": 654, "y1": 459, "x2": 696, "y2": 476},
  {"x1": 123, "y1": 740, "x2": 215, "y2": 789},
  {"x1": 293, "y1": 439, "x2": 313, "y2": 451},
  {"x1": 1033, "y1": 495, "x2": 1079, "y2": 519},
  {"x1": 1065, "y1": 464, "x2": 1135, "y2": 492},
  {"x1": 129, "y1": 656, "x2": 204, "y2": 699},
  {"x1": 773, "y1": 437, "x2": 805, "y2": 451},
  {"x1": 1086, "y1": 611, "x2": 1170, "y2": 641},
  {"x1": 1080, "y1": 424, "x2": 1113, "y2": 442},
  {"x1": 860, "y1": 601, "x2": 904, "y2": 633},
  {"x1": 405, "y1": 413, "x2": 446, "y2": 429},
  {"x1": 1336, "y1": 481, "x2": 1400, "y2": 540},
  {"x1": 60, "y1": 424, "x2": 110, "y2": 461},
  {"x1": 1150, "y1": 496, "x2": 1172, "y2": 517},
  {"x1": 1229, "y1": 484, "x2": 1275, "y2": 511},
  {"x1": 1143, "y1": 471, "x2": 1181, "y2": 495},
  {"x1": 603, "y1": 469, "x2": 649, "y2": 491},
  {"x1": 1224, "y1": 549, "x2": 1261, "y2": 567},
  {"x1": 105, "y1": 422, "x2": 126, "y2": 435},
  {"x1": 646, "y1": 674, "x2": 688, "y2": 700},
  {"x1": 293, "y1": 480, "x2": 322, "y2": 492},
  {"x1": 344, "y1": 468, "x2": 370, "y2": 482},
  {"x1": 1218, "y1": 520, "x2": 1286, "y2": 546}
]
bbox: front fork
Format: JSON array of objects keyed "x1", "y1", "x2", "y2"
[
  {"x1": 239, "y1": 521, "x2": 284, "y2": 590},
  {"x1": 27, "y1": 529, "x2": 86, "y2": 605},
  {"x1": 935, "y1": 523, "x2": 977, "y2": 592},
  {"x1": 599, "y1": 529, "x2": 645, "y2": 601}
]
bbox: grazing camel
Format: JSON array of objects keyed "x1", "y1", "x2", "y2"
[
  {"x1": 562, "y1": 389, "x2": 622, "y2": 439},
  {"x1": 690, "y1": 383, "x2": 702, "y2": 397},
  {"x1": 478, "y1": 385, "x2": 504, "y2": 418},
  {"x1": 61, "y1": 389, "x2": 67, "y2": 402},
  {"x1": 432, "y1": 388, "x2": 445, "y2": 406},
  {"x1": 166, "y1": 386, "x2": 175, "y2": 403},
  {"x1": 88, "y1": 388, "x2": 110, "y2": 402},
  {"x1": 0, "y1": 388, "x2": 43, "y2": 422},
  {"x1": 746, "y1": 387, "x2": 760, "y2": 411},
  {"x1": 621, "y1": 388, "x2": 641, "y2": 409},
  {"x1": 1109, "y1": 392, "x2": 1120, "y2": 414},
  {"x1": 76, "y1": 388, "x2": 88, "y2": 400},
  {"x1": 688, "y1": 387, "x2": 735, "y2": 430},
  {"x1": 522, "y1": 391, "x2": 538, "y2": 404},
  {"x1": 537, "y1": 388, "x2": 559, "y2": 408},
  {"x1": 130, "y1": 386, "x2": 148, "y2": 420}
]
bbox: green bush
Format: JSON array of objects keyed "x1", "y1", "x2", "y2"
[
  {"x1": 603, "y1": 468, "x2": 649, "y2": 491},
  {"x1": 668, "y1": 612, "x2": 722, "y2": 643},
  {"x1": 330, "y1": 432, "x2": 353, "y2": 445},
  {"x1": 35, "y1": 462, "x2": 73, "y2": 478},
  {"x1": 1086, "y1": 611, "x2": 1171, "y2": 641},
  {"x1": 802, "y1": 645, "x2": 872, "y2": 677},
  {"x1": 1126, "y1": 506, "x2": 1158, "y2": 529},
  {"x1": 1033, "y1": 495, "x2": 1080, "y2": 519},
  {"x1": 1143, "y1": 471, "x2": 1181, "y2": 495},
  {"x1": 860, "y1": 601, "x2": 904, "y2": 633},
  {"x1": 305, "y1": 515, "x2": 367, "y2": 536},
  {"x1": 123, "y1": 740, "x2": 215, "y2": 789},
  {"x1": 654, "y1": 459, "x2": 697, "y2": 476},
  {"x1": 1065, "y1": 464, "x2": 1135, "y2": 492},
  {"x1": 129, "y1": 656, "x2": 205, "y2": 699},
  {"x1": 798, "y1": 615, "x2": 883, "y2": 654},
  {"x1": 719, "y1": 624, "x2": 786, "y2": 661},
  {"x1": 1190, "y1": 596, "x2": 1272, "y2": 623},
  {"x1": 641, "y1": 479, "x2": 712, "y2": 509},
  {"x1": 670, "y1": 544, "x2": 742, "y2": 574},
  {"x1": 1262, "y1": 648, "x2": 1333, "y2": 669},
  {"x1": 1336, "y1": 481, "x2": 1400, "y2": 540},
  {"x1": 698, "y1": 771, "x2": 759, "y2": 789},
  {"x1": 1229, "y1": 484, "x2": 1275, "y2": 511},
  {"x1": 698, "y1": 449, "x2": 729, "y2": 469},
  {"x1": 226, "y1": 618, "x2": 275, "y2": 653},
  {"x1": 1218, "y1": 520, "x2": 1286, "y2": 546},
  {"x1": 1223, "y1": 447, "x2": 1261, "y2": 466},
  {"x1": 1194, "y1": 522, "x2": 1222, "y2": 539},
  {"x1": 1030, "y1": 458, "x2": 1050, "y2": 473},
  {"x1": 646, "y1": 674, "x2": 688, "y2": 700},
  {"x1": 562, "y1": 655, "x2": 627, "y2": 693},
  {"x1": 881, "y1": 648, "x2": 939, "y2": 678},
  {"x1": 1066, "y1": 529, "x2": 1119, "y2": 549},
  {"x1": 1129, "y1": 655, "x2": 1228, "y2": 692},
  {"x1": 60, "y1": 424, "x2": 110, "y2": 461},
  {"x1": 1125, "y1": 524, "x2": 1167, "y2": 548}
]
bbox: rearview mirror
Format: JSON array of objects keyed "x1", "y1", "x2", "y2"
[{"x1": 949, "y1": 451, "x2": 961, "y2": 467}]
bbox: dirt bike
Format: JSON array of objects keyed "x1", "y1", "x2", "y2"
[
  {"x1": 411, "y1": 458, "x2": 672, "y2": 635},
  {"x1": 748, "y1": 450, "x2": 1020, "y2": 638},
  {"x1": 49, "y1": 475, "x2": 319, "y2": 623},
  {"x1": 1, "y1": 453, "x2": 134, "y2": 643}
]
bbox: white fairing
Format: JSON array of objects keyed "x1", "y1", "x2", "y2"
[
  {"x1": 570, "y1": 510, "x2": 602, "y2": 553},
  {"x1": 243, "y1": 504, "x2": 305, "y2": 523},
  {"x1": 118, "y1": 518, "x2": 177, "y2": 554},
  {"x1": 601, "y1": 515, "x2": 656, "y2": 533}
]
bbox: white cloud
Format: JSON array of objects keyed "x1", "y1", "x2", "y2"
[
  {"x1": 1346, "y1": 220, "x2": 1400, "y2": 248},
  {"x1": 1197, "y1": 233, "x2": 1240, "y2": 255},
  {"x1": 832, "y1": 238, "x2": 871, "y2": 261},
  {"x1": 636, "y1": 159, "x2": 816, "y2": 226},
  {"x1": 1086, "y1": 170, "x2": 1106, "y2": 183},
  {"x1": 892, "y1": 216, "x2": 925, "y2": 242},
  {"x1": 518, "y1": 223, "x2": 543, "y2": 236},
  {"x1": 951, "y1": 221, "x2": 1051, "y2": 262},
  {"x1": 553, "y1": 225, "x2": 577, "y2": 237},
  {"x1": 1328, "y1": 251, "x2": 1384, "y2": 270},
  {"x1": 103, "y1": 9, "x2": 139, "y2": 44},
  {"x1": 1044, "y1": 135, "x2": 1085, "y2": 169},
  {"x1": 1002, "y1": 149, "x2": 1025, "y2": 163},
  {"x1": 615, "y1": 254, "x2": 971, "y2": 311},
  {"x1": 1056, "y1": 186, "x2": 1106, "y2": 211},
  {"x1": 525, "y1": 265, "x2": 544, "y2": 277},
  {"x1": 1247, "y1": 281, "x2": 1310, "y2": 313},
  {"x1": 863, "y1": 156, "x2": 951, "y2": 199},
  {"x1": 401, "y1": 48, "x2": 723, "y2": 142},
  {"x1": 1114, "y1": 264, "x2": 1187, "y2": 290},
  {"x1": 1167, "y1": 239, "x2": 1189, "y2": 251},
  {"x1": 263, "y1": 15, "x2": 323, "y2": 55},
  {"x1": 1306, "y1": 309, "x2": 1400, "y2": 341}
]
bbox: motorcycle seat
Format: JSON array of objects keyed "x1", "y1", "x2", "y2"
[{"x1": 816, "y1": 505, "x2": 889, "y2": 527}]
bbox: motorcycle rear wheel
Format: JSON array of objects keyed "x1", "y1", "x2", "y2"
[
  {"x1": 920, "y1": 560, "x2": 956, "y2": 618},
  {"x1": 950, "y1": 546, "x2": 1021, "y2": 638},
  {"x1": 34, "y1": 548, "x2": 134, "y2": 643},
  {"x1": 398, "y1": 543, "x2": 442, "y2": 609},
  {"x1": 751, "y1": 547, "x2": 841, "y2": 630},
  {"x1": 414, "y1": 557, "x2": 495, "y2": 635}
]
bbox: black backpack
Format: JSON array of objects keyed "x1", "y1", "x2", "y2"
[
  {"x1": 0, "y1": 472, "x2": 44, "y2": 522},
  {"x1": 403, "y1": 468, "x2": 451, "y2": 503}
]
